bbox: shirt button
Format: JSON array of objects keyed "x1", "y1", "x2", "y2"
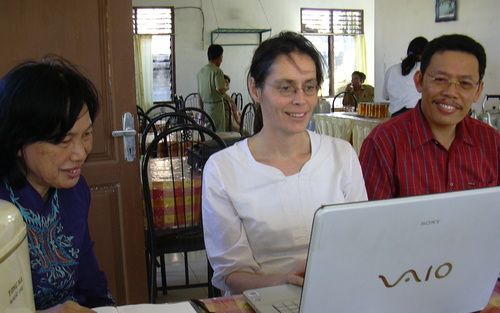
[{"x1": 449, "y1": 182, "x2": 454, "y2": 187}]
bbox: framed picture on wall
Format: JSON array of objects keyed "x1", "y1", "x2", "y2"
[{"x1": 435, "y1": 0, "x2": 457, "y2": 22}]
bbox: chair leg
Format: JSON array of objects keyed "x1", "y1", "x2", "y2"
[
  {"x1": 160, "y1": 255, "x2": 167, "y2": 295},
  {"x1": 149, "y1": 254, "x2": 157, "y2": 303},
  {"x1": 184, "y1": 252, "x2": 190, "y2": 285},
  {"x1": 145, "y1": 250, "x2": 152, "y2": 301}
]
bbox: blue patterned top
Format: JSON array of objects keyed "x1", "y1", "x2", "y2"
[{"x1": 0, "y1": 177, "x2": 114, "y2": 310}]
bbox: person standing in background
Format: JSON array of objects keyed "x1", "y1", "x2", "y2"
[
  {"x1": 197, "y1": 44, "x2": 227, "y2": 131},
  {"x1": 383, "y1": 36, "x2": 428, "y2": 117}
]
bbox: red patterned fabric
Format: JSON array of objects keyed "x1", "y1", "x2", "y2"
[{"x1": 147, "y1": 157, "x2": 202, "y2": 229}]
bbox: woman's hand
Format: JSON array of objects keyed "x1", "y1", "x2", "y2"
[
  {"x1": 226, "y1": 259, "x2": 307, "y2": 294},
  {"x1": 283, "y1": 260, "x2": 306, "y2": 286},
  {"x1": 37, "y1": 300, "x2": 96, "y2": 313}
]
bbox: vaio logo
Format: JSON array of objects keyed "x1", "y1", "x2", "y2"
[{"x1": 378, "y1": 262, "x2": 453, "y2": 288}]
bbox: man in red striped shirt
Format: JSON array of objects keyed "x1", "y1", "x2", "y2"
[{"x1": 359, "y1": 34, "x2": 499, "y2": 200}]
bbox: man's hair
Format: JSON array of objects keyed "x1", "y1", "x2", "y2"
[
  {"x1": 249, "y1": 31, "x2": 325, "y2": 89},
  {"x1": 352, "y1": 71, "x2": 366, "y2": 82},
  {"x1": 420, "y1": 34, "x2": 486, "y2": 80},
  {"x1": 208, "y1": 44, "x2": 224, "y2": 61}
]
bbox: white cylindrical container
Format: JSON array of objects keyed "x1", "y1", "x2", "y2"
[{"x1": 0, "y1": 199, "x2": 35, "y2": 313}]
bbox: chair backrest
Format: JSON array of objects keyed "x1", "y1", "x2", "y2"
[
  {"x1": 178, "y1": 107, "x2": 216, "y2": 132},
  {"x1": 239, "y1": 102, "x2": 257, "y2": 136},
  {"x1": 184, "y1": 92, "x2": 203, "y2": 110},
  {"x1": 230, "y1": 92, "x2": 244, "y2": 112},
  {"x1": 141, "y1": 124, "x2": 227, "y2": 239},
  {"x1": 145, "y1": 102, "x2": 177, "y2": 117},
  {"x1": 140, "y1": 112, "x2": 198, "y2": 157},
  {"x1": 235, "y1": 93, "x2": 244, "y2": 112},
  {"x1": 137, "y1": 105, "x2": 145, "y2": 115},
  {"x1": 173, "y1": 94, "x2": 185, "y2": 110},
  {"x1": 137, "y1": 111, "x2": 153, "y2": 135}
]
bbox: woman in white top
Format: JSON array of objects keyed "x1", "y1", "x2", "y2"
[
  {"x1": 383, "y1": 36, "x2": 428, "y2": 117},
  {"x1": 202, "y1": 31, "x2": 367, "y2": 295}
]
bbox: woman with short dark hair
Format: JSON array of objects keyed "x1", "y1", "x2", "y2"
[{"x1": 0, "y1": 56, "x2": 113, "y2": 312}]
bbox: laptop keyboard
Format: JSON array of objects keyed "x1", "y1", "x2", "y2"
[{"x1": 272, "y1": 300, "x2": 299, "y2": 313}]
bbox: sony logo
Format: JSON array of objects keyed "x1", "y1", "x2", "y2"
[
  {"x1": 379, "y1": 262, "x2": 452, "y2": 288},
  {"x1": 421, "y1": 219, "x2": 440, "y2": 226}
]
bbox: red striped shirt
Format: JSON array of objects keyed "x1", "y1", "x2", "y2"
[{"x1": 359, "y1": 103, "x2": 499, "y2": 200}]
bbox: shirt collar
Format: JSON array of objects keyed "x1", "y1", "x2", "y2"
[{"x1": 410, "y1": 101, "x2": 475, "y2": 148}]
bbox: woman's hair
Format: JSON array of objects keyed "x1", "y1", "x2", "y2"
[
  {"x1": 0, "y1": 55, "x2": 99, "y2": 188},
  {"x1": 248, "y1": 31, "x2": 325, "y2": 89},
  {"x1": 401, "y1": 36, "x2": 428, "y2": 76}
]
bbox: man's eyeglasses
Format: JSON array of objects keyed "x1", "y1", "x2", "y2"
[
  {"x1": 266, "y1": 81, "x2": 319, "y2": 97},
  {"x1": 426, "y1": 73, "x2": 480, "y2": 91}
]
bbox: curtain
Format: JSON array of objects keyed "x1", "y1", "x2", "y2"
[
  {"x1": 354, "y1": 34, "x2": 367, "y2": 80},
  {"x1": 133, "y1": 34, "x2": 153, "y2": 110}
]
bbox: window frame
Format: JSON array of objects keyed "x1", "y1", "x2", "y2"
[
  {"x1": 132, "y1": 6, "x2": 176, "y2": 103},
  {"x1": 300, "y1": 8, "x2": 364, "y2": 96}
]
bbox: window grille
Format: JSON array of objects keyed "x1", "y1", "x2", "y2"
[
  {"x1": 133, "y1": 8, "x2": 173, "y2": 35},
  {"x1": 301, "y1": 9, "x2": 363, "y2": 36}
]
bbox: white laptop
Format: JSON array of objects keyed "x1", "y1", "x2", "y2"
[{"x1": 243, "y1": 186, "x2": 500, "y2": 313}]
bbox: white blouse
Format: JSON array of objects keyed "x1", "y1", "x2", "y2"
[
  {"x1": 383, "y1": 62, "x2": 421, "y2": 114},
  {"x1": 202, "y1": 131, "x2": 367, "y2": 292}
]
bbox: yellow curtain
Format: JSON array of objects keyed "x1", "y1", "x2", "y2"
[
  {"x1": 354, "y1": 34, "x2": 367, "y2": 78},
  {"x1": 133, "y1": 34, "x2": 153, "y2": 110}
]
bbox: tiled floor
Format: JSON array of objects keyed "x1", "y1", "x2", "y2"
[{"x1": 155, "y1": 250, "x2": 210, "y2": 303}]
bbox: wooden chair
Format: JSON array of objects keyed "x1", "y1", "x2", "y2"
[{"x1": 141, "y1": 124, "x2": 226, "y2": 302}]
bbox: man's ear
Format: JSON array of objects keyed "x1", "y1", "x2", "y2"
[
  {"x1": 414, "y1": 70, "x2": 424, "y2": 92},
  {"x1": 248, "y1": 77, "x2": 262, "y2": 103},
  {"x1": 473, "y1": 81, "x2": 484, "y2": 103}
]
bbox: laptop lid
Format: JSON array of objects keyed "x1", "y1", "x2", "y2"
[
  {"x1": 244, "y1": 187, "x2": 500, "y2": 313},
  {"x1": 300, "y1": 186, "x2": 500, "y2": 313}
]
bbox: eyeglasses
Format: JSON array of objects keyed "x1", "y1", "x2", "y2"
[
  {"x1": 426, "y1": 73, "x2": 480, "y2": 91},
  {"x1": 266, "y1": 81, "x2": 319, "y2": 97}
]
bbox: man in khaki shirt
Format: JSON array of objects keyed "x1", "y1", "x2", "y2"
[{"x1": 197, "y1": 44, "x2": 227, "y2": 131}]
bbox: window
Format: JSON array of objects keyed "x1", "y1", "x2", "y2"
[
  {"x1": 301, "y1": 8, "x2": 364, "y2": 97},
  {"x1": 133, "y1": 7, "x2": 174, "y2": 104}
]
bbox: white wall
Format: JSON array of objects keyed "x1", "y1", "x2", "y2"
[
  {"x1": 374, "y1": 0, "x2": 500, "y2": 111},
  {"x1": 133, "y1": 0, "x2": 375, "y2": 103}
]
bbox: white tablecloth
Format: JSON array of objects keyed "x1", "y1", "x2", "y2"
[{"x1": 313, "y1": 112, "x2": 388, "y2": 154}]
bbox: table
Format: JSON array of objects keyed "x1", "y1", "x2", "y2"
[
  {"x1": 313, "y1": 112, "x2": 388, "y2": 154},
  {"x1": 193, "y1": 279, "x2": 500, "y2": 313}
]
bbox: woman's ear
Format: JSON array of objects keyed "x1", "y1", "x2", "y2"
[{"x1": 248, "y1": 77, "x2": 262, "y2": 104}]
